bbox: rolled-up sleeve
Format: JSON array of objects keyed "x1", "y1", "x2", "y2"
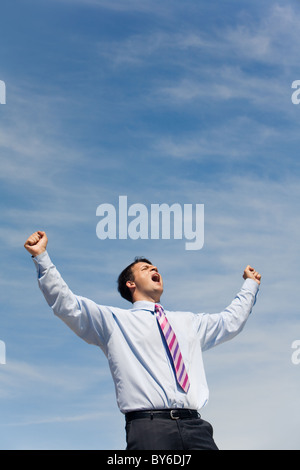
[
  {"x1": 32, "y1": 251, "x2": 113, "y2": 354},
  {"x1": 195, "y1": 279, "x2": 259, "y2": 351}
]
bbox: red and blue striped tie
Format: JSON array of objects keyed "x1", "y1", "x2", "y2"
[{"x1": 155, "y1": 304, "x2": 190, "y2": 393}]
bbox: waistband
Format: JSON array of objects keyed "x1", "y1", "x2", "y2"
[{"x1": 125, "y1": 409, "x2": 200, "y2": 422}]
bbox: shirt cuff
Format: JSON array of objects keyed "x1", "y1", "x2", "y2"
[
  {"x1": 242, "y1": 277, "x2": 260, "y2": 295},
  {"x1": 32, "y1": 250, "x2": 52, "y2": 277}
]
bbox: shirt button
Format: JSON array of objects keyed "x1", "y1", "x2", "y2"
[{"x1": 172, "y1": 401, "x2": 184, "y2": 408}]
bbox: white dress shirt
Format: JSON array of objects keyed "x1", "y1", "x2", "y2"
[{"x1": 33, "y1": 251, "x2": 259, "y2": 414}]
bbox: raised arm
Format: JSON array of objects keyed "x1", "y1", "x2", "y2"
[
  {"x1": 197, "y1": 266, "x2": 261, "y2": 351},
  {"x1": 24, "y1": 231, "x2": 113, "y2": 352}
]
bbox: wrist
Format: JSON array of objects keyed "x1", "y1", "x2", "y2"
[{"x1": 32, "y1": 248, "x2": 47, "y2": 259}]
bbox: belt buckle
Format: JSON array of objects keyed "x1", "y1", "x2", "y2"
[{"x1": 170, "y1": 410, "x2": 180, "y2": 420}]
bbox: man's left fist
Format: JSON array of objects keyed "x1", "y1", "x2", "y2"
[{"x1": 243, "y1": 265, "x2": 261, "y2": 285}]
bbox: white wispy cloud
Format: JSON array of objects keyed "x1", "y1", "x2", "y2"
[
  {"x1": 0, "y1": 359, "x2": 110, "y2": 399},
  {"x1": 51, "y1": 0, "x2": 177, "y2": 15},
  {"x1": 153, "y1": 115, "x2": 280, "y2": 161},
  {"x1": 93, "y1": 3, "x2": 300, "y2": 70}
]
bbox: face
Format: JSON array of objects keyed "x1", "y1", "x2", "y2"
[{"x1": 126, "y1": 262, "x2": 164, "y2": 303}]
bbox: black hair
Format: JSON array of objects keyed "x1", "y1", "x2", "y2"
[{"x1": 117, "y1": 256, "x2": 152, "y2": 303}]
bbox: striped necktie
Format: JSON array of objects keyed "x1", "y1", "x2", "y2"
[{"x1": 155, "y1": 304, "x2": 190, "y2": 393}]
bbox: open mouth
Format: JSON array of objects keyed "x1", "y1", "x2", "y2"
[{"x1": 151, "y1": 272, "x2": 161, "y2": 283}]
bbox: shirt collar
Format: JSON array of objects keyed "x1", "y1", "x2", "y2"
[{"x1": 132, "y1": 300, "x2": 163, "y2": 313}]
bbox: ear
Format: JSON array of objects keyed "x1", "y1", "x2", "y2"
[{"x1": 126, "y1": 280, "x2": 136, "y2": 289}]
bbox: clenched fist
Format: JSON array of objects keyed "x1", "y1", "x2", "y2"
[
  {"x1": 243, "y1": 265, "x2": 261, "y2": 285},
  {"x1": 24, "y1": 231, "x2": 48, "y2": 257}
]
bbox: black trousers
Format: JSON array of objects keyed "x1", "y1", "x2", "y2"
[{"x1": 125, "y1": 411, "x2": 219, "y2": 450}]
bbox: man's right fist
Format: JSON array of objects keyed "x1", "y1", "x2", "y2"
[{"x1": 24, "y1": 231, "x2": 48, "y2": 257}]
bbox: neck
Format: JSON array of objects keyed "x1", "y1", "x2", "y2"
[{"x1": 132, "y1": 293, "x2": 161, "y2": 304}]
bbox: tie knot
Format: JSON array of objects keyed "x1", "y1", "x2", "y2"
[{"x1": 155, "y1": 304, "x2": 164, "y2": 315}]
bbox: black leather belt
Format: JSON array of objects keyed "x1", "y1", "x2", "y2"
[{"x1": 125, "y1": 409, "x2": 200, "y2": 422}]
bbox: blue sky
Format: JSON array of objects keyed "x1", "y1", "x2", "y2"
[{"x1": 0, "y1": 0, "x2": 300, "y2": 449}]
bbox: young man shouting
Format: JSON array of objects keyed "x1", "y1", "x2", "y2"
[{"x1": 24, "y1": 230, "x2": 261, "y2": 450}]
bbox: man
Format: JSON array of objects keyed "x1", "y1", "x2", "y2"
[{"x1": 24, "y1": 230, "x2": 261, "y2": 450}]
